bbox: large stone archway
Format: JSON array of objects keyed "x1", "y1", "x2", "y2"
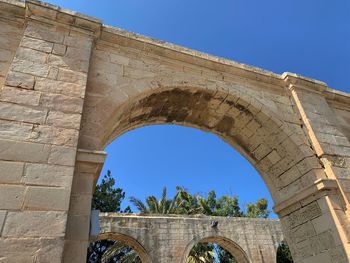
[{"x1": 0, "y1": 1, "x2": 349, "y2": 262}]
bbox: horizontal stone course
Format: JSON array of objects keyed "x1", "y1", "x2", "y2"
[
  {"x1": 0, "y1": 138, "x2": 50, "y2": 163},
  {"x1": 24, "y1": 186, "x2": 70, "y2": 211},
  {"x1": 0, "y1": 160, "x2": 24, "y2": 184},
  {"x1": 0, "y1": 185, "x2": 25, "y2": 210},
  {"x1": 2, "y1": 211, "x2": 67, "y2": 237}
]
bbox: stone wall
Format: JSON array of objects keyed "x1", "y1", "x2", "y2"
[
  {"x1": 98, "y1": 213, "x2": 284, "y2": 263},
  {"x1": 0, "y1": 1, "x2": 349, "y2": 262}
]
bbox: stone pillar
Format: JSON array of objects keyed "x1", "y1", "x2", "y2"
[
  {"x1": 276, "y1": 73, "x2": 350, "y2": 262},
  {"x1": 63, "y1": 149, "x2": 106, "y2": 263},
  {"x1": 0, "y1": 1, "x2": 101, "y2": 262}
]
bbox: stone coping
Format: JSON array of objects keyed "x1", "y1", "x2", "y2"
[
  {"x1": 1, "y1": 0, "x2": 349, "y2": 103},
  {"x1": 99, "y1": 212, "x2": 280, "y2": 222}
]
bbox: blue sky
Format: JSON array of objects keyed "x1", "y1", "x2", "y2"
[{"x1": 47, "y1": 0, "x2": 350, "y2": 217}]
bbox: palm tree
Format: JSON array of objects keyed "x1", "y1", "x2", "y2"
[
  {"x1": 129, "y1": 187, "x2": 181, "y2": 214},
  {"x1": 101, "y1": 241, "x2": 141, "y2": 263}
]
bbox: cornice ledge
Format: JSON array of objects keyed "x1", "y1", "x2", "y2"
[
  {"x1": 76, "y1": 149, "x2": 107, "y2": 164},
  {"x1": 25, "y1": 0, "x2": 102, "y2": 36},
  {"x1": 282, "y1": 72, "x2": 328, "y2": 94},
  {"x1": 273, "y1": 178, "x2": 339, "y2": 216}
]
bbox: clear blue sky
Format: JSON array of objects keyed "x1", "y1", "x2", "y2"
[{"x1": 47, "y1": 0, "x2": 350, "y2": 217}]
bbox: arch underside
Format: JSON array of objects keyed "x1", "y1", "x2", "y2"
[
  {"x1": 83, "y1": 86, "x2": 322, "y2": 205},
  {"x1": 199, "y1": 236, "x2": 250, "y2": 263},
  {"x1": 97, "y1": 232, "x2": 152, "y2": 263}
]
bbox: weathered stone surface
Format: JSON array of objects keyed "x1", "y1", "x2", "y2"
[
  {"x1": 21, "y1": 36, "x2": 54, "y2": 53},
  {"x1": 2, "y1": 211, "x2": 66, "y2": 237},
  {"x1": 99, "y1": 214, "x2": 284, "y2": 263},
  {"x1": 0, "y1": 1, "x2": 349, "y2": 263},
  {"x1": 46, "y1": 110, "x2": 81, "y2": 129},
  {"x1": 0, "y1": 139, "x2": 50, "y2": 162},
  {"x1": 0, "y1": 161, "x2": 24, "y2": 183},
  {"x1": 1, "y1": 86, "x2": 41, "y2": 106},
  {"x1": 0, "y1": 185, "x2": 25, "y2": 210},
  {"x1": 5, "y1": 71, "x2": 35, "y2": 89},
  {"x1": 40, "y1": 93, "x2": 84, "y2": 113},
  {"x1": 48, "y1": 145, "x2": 77, "y2": 166},
  {"x1": 57, "y1": 68, "x2": 87, "y2": 85},
  {"x1": 35, "y1": 78, "x2": 85, "y2": 98},
  {"x1": 0, "y1": 102, "x2": 47, "y2": 123},
  {"x1": 24, "y1": 163, "x2": 74, "y2": 187},
  {"x1": 24, "y1": 186, "x2": 70, "y2": 211},
  {"x1": 11, "y1": 59, "x2": 50, "y2": 77},
  {"x1": 0, "y1": 210, "x2": 7, "y2": 233}
]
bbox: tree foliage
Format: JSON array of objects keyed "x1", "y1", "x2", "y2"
[
  {"x1": 88, "y1": 172, "x2": 291, "y2": 263},
  {"x1": 92, "y1": 170, "x2": 131, "y2": 213}
]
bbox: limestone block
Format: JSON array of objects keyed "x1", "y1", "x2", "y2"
[
  {"x1": 36, "y1": 238, "x2": 64, "y2": 263},
  {"x1": 0, "y1": 86, "x2": 41, "y2": 106},
  {"x1": 0, "y1": 210, "x2": 6, "y2": 234},
  {"x1": 0, "y1": 49, "x2": 12, "y2": 61},
  {"x1": 21, "y1": 36, "x2": 53, "y2": 53},
  {"x1": 10, "y1": 59, "x2": 50, "y2": 77},
  {"x1": 109, "y1": 52, "x2": 130, "y2": 65},
  {"x1": 57, "y1": 68, "x2": 87, "y2": 85},
  {"x1": 68, "y1": 194, "x2": 92, "y2": 216},
  {"x1": 40, "y1": 93, "x2": 84, "y2": 113},
  {"x1": 24, "y1": 186, "x2": 70, "y2": 211},
  {"x1": 0, "y1": 185, "x2": 25, "y2": 210},
  {"x1": 47, "y1": 54, "x2": 89, "y2": 73},
  {"x1": 25, "y1": 23, "x2": 64, "y2": 44},
  {"x1": 16, "y1": 47, "x2": 48, "y2": 64},
  {"x1": 64, "y1": 35, "x2": 92, "y2": 49},
  {"x1": 2, "y1": 211, "x2": 67, "y2": 237},
  {"x1": 65, "y1": 214, "x2": 90, "y2": 240},
  {"x1": 63, "y1": 240, "x2": 89, "y2": 263},
  {"x1": 0, "y1": 139, "x2": 50, "y2": 162},
  {"x1": 35, "y1": 78, "x2": 85, "y2": 98},
  {"x1": 52, "y1": 43, "x2": 66, "y2": 56},
  {"x1": 0, "y1": 102, "x2": 47, "y2": 124},
  {"x1": 0, "y1": 160, "x2": 24, "y2": 183},
  {"x1": 23, "y1": 163, "x2": 74, "y2": 187},
  {"x1": 28, "y1": 125, "x2": 79, "y2": 147},
  {"x1": 5, "y1": 71, "x2": 35, "y2": 89},
  {"x1": 46, "y1": 110, "x2": 81, "y2": 130},
  {"x1": 48, "y1": 145, "x2": 77, "y2": 166},
  {"x1": 0, "y1": 238, "x2": 41, "y2": 262},
  {"x1": 65, "y1": 46, "x2": 91, "y2": 61},
  {"x1": 285, "y1": 202, "x2": 322, "y2": 229},
  {"x1": 71, "y1": 173, "x2": 94, "y2": 194}
]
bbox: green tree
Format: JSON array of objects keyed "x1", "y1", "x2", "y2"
[
  {"x1": 277, "y1": 241, "x2": 293, "y2": 263},
  {"x1": 246, "y1": 198, "x2": 269, "y2": 218},
  {"x1": 88, "y1": 170, "x2": 134, "y2": 263},
  {"x1": 92, "y1": 170, "x2": 131, "y2": 213}
]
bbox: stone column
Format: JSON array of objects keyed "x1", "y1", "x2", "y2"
[
  {"x1": 278, "y1": 73, "x2": 350, "y2": 262},
  {"x1": 63, "y1": 149, "x2": 106, "y2": 263},
  {"x1": 0, "y1": 1, "x2": 101, "y2": 262}
]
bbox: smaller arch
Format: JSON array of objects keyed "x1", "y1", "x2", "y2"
[
  {"x1": 97, "y1": 232, "x2": 152, "y2": 263},
  {"x1": 181, "y1": 235, "x2": 251, "y2": 263}
]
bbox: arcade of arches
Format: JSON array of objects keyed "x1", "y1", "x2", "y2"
[
  {"x1": 97, "y1": 213, "x2": 283, "y2": 263},
  {"x1": 0, "y1": 1, "x2": 349, "y2": 262}
]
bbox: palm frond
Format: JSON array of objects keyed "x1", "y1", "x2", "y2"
[{"x1": 129, "y1": 196, "x2": 148, "y2": 213}]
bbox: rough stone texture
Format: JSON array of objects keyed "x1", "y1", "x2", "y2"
[
  {"x1": 99, "y1": 213, "x2": 283, "y2": 263},
  {"x1": 0, "y1": 1, "x2": 349, "y2": 263}
]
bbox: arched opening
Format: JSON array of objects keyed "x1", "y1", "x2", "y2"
[
  {"x1": 81, "y1": 85, "x2": 320, "y2": 205},
  {"x1": 276, "y1": 241, "x2": 293, "y2": 263},
  {"x1": 182, "y1": 236, "x2": 250, "y2": 263},
  {"x1": 89, "y1": 233, "x2": 151, "y2": 263},
  {"x1": 76, "y1": 85, "x2": 329, "y2": 263}
]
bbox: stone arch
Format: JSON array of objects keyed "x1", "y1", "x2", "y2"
[
  {"x1": 181, "y1": 235, "x2": 250, "y2": 263},
  {"x1": 80, "y1": 85, "x2": 324, "y2": 204},
  {"x1": 96, "y1": 232, "x2": 152, "y2": 263}
]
